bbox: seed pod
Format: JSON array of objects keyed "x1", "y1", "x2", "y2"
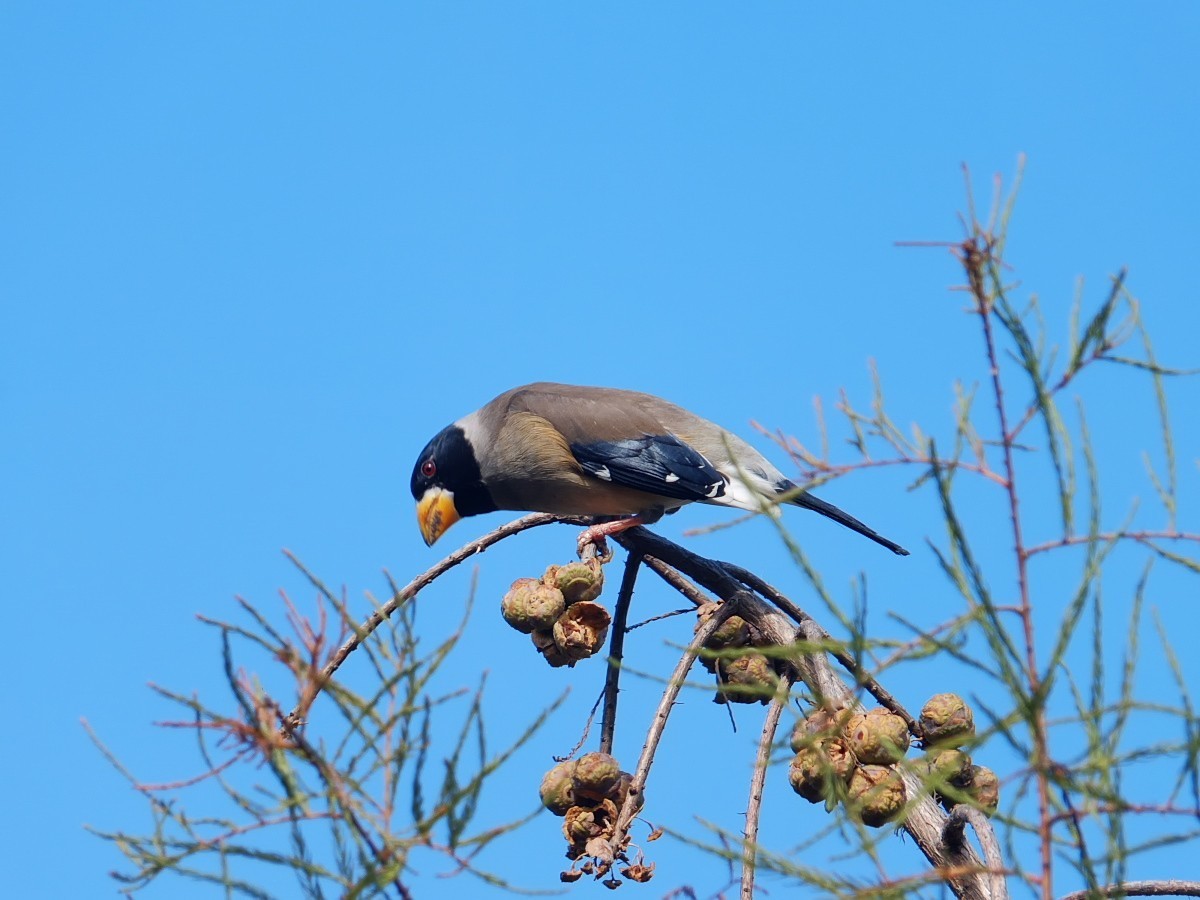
[
  {"x1": 553, "y1": 601, "x2": 612, "y2": 661},
  {"x1": 573, "y1": 752, "x2": 622, "y2": 802},
  {"x1": 620, "y1": 862, "x2": 655, "y2": 883},
  {"x1": 611, "y1": 771, "x2": 644, "y2": 814},
  {"x1": 703, "y1": 613, "x2": 750, "y2": 649},
  {"x1": 564, "y1": 805, "x2": 597, "y2": 844},
  {"x1": 919, "y1": 693, "x2": 975, "y2": 748},
  {"x1": 848, "y1": 707, "x2": 910, "y2": 764},
  {"x1": 788, "y1": 737, "x2": 855, "y2": 804},
  {"x1": 922, "y1": 747, "x2": 972, "y2": 787},
  {"x1": 695, "y1": 604, "x2": 749, "y2": 674},
  {"x1": 963, "y1": 765, "x2": 1000, "y2": 814},
  {"x1": 790, "y1": 707, "x2": 845, "y2": 753},
  {"x1": 539, "y1": 760, "x2": 578, "y2": 815},
  {"x1": 563, "y1": 798, "x2": 618, "y2": 859},
  {"x1": 532, "y1": 628, "x2": 574, "y2": 668},
  {"x1": 546, "y1": 560, "x2": 605, "y2": 604},
  {"x1": 717, "y1": 653, "x2": 779, "y2": 704},
  {"x1": 847, "y1": 764, "x2": 907, "y2": 827},
  {"x1": 501, "y1": 578, "x2": 566, "y2": 633}
]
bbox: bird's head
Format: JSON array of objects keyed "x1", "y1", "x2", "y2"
[{"x1": 410, "y1": 423, "x2": 498, "y2": 546}]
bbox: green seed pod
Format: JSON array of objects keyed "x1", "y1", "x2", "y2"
[
  {"x1": 707, "y1": 614, "x2": 750, "y2": 649},
  {"x1": 922, "y1": 747, "x2": 972, "y2": 787},
  {"x1": 963, "y1": 765, "x2": 1000, "y2": 814},
  {"x1": 788, "y1": 737, "x2": 855, "y2": 804},
  {"x1": 552, "y1": 601, "x2": 612, "y2": 661},
  {"x1": 790, "y1": 707, "x2": 847, "y2": 753},
  {"x1": 539, "y1": 760, "x2": 578, "y2": 815},
  {"x1": 546, "y1": 560, "x2": 605, "y2": 604},
  {"x1": 919, "y1": 693, "x2": 975, "y2": 748},
  {"x1": 848, "y1": 707, "x2": 910, "y2": 764},
  {"x1": 717, "y1": 653, "x2": 779, "y2": 704},
  {"x1": 572, "y1": 752, "x2": 622, "y2": 802},
  {"x1": 847, "y1": 764, "x2": 907, "y2": 827},
  {"x1": 501, "y1": 578, "x2": 566, "y2": 633}
]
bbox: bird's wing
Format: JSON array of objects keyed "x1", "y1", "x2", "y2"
[
  {"x1": 501, "y1": 383, "x2": 728, "y2": 503},
  {"x1": 569, "y1": 434, "x2": 726, "y2": 503}
]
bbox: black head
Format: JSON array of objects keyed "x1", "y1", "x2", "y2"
[{"x1": 411, "y1": 423, "x2": 497, "y2": 545}]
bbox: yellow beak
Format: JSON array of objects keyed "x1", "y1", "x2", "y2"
[{"x1": 416, "y1": 486, "x2": 460, "y2": 546}]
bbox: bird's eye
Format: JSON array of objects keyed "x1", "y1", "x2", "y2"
[{"x1": 421, "y1": 459, "x2": 437, "y2": 478}]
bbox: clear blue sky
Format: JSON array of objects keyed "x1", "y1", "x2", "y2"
[{"x1": 4, "y1": 4, "x2": 1199, "y2": 897}]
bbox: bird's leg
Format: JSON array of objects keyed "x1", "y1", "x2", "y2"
[{"x1": 577, "y1": 515, "x2": 646, "y2": 561}]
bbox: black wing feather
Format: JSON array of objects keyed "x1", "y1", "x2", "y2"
[{"x1": 570, "y1": 434, "x2": 726, "y2": 503}]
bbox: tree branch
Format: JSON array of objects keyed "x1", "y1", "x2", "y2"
[{"x1": 599, "y1": 552, "x2": 640, "y2": 755}]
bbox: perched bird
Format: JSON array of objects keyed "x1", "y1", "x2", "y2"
[{"x1": 410, "y1": 382, "x2": 908, "y2": 555}]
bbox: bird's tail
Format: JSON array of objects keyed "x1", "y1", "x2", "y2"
[{"x1": 786, "y1": 487, "x2": 909, "y2": 556}]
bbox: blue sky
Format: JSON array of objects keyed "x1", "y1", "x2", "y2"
[{"x1": 4, "y1": 4, "x2": 1200, "y2": 897}]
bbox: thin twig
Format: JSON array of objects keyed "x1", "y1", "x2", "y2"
[
  {"x1": 280, "y1": 704, "x2": 412, "y2": 900},
  {"x1": 283, "y1": 513, "x2": 566, "y2": 727},
  {"x1": 1057, "y1": 882, "x2": 1200, "y2": 900},
  {"x1": 741, "y1": 672, "x2": 795, "y2": 900},
  {"x1": 611, "y1": 598, "x2": 743, "y2": 847},
  {"x1": 1025, "y1": 530, "x2": 1200, "y2": 557},
  {"x1": 961, "y1": 233, "x2": 1051, "y2": 899},
  {"x1": 600, "y1": 552, "x2": 640, "y2": 756},
  {"x1": 635, "y1": 553, "x2": 714, "y2": 608}
]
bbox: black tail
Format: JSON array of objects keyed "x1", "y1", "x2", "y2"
[{"x1": 788, "y1": 488, "x2": 909, "y2": 556}]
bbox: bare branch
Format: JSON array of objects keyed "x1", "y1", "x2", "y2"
[
  {"x1": 1057, "y1": 882, "x2": 1200, "y2": 900},
  {"x1": 741, "y1": 673, "x2": 794, "y2": 900}
]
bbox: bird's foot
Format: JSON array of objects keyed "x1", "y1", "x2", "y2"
[{"x1": 577, "y1": 515, "x2": 645, "y2": 562}]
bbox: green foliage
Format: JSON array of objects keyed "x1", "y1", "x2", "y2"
[{"x1": 86, "y1": 567, "x2": 563, "y2": 897}]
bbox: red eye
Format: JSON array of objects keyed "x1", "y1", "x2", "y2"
[{"x1": 421, "y1": 459, "x2": 437, "y2": 478}]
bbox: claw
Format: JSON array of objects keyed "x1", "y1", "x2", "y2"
[{"x1": 577, "y1": 515, "x2": 646, "y2": 561}]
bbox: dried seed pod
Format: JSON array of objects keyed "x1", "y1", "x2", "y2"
[
  {"x1": 717, "y1": 653, "x2": 779, "y2": 704},
  {"x1": 788, "y1": 737, "x2": 855, "y2": 804},
  {"x1": 847, "y1": 764, "x2": 907, "y2": 827},
  {"x1": 540, "y1": 760, "x2": 578, "y2": 815},
  {"x1": 564, "y1": 805, "x2": 597, "y2": 844},
  {"x1": 501, "y1": 578, "x2": 566, "y2": 633},
  {"x1": 546, "y1": 560, "x2": 605, "y2": 604},
  {"x1": 963, "y1": 764, "x2": 1000, "y2": 814},
  {"x1": 532, "y1": 628, "x2": 574, "y2": 668},
  {"x1": 620, "y1": 862, "x2": 655, "y2": 883},
  {"x1": 553, "y1": 601, "x2": 611, "y2": 661},
  {"x1": 919, "y1": 693, "x2": 975, "y2": 748},
  {"x1": 563, "y1": 798, "x2": 618, "y2": 860},
  {"x1": 848, "y1": 707, "x2": 910, "y2": 764},
  {"x1": 573, "y1": 751, "x2": 622, "y2": 802}
]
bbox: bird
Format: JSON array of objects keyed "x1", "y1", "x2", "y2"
[{"x1": 410, "y1": 382, "x2": 908, "y2": 556}]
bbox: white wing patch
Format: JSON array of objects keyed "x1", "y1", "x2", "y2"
[
  {"x1": 593, "y1": 465, "x2": 612, "y2": 481},
  {"x1": 707, "y1": 468, "x2": 780, "y2": 515},
  {"x1": 664, "y1": 473, "x2": 680, "y2": 483}
]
